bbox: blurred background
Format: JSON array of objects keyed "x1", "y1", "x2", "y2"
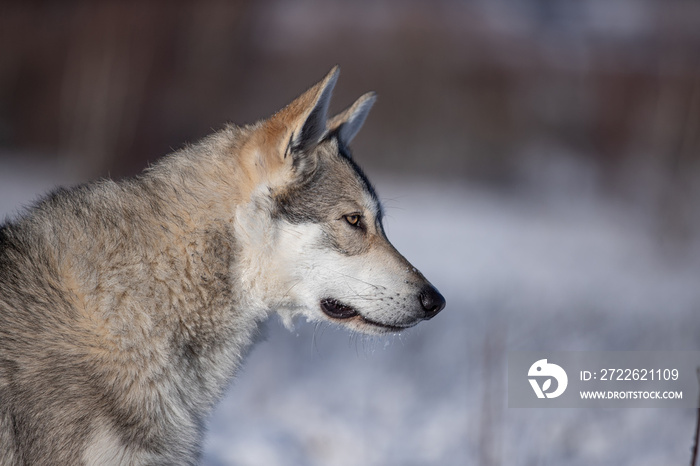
[{"x1": 2, "y1": 1, "x2": 700, "y2": 465}]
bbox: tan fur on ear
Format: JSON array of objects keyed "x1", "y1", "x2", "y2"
[
  {"x1": 241, "y1": 66, "x2": 340, "y2": 192},
  {"x1": 264, "y1": 65, "x2": 340, "y2": 159}
]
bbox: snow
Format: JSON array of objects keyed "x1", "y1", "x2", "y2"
[{"x1": 1, "y1": 160, "x2": 698, "y2": 465}]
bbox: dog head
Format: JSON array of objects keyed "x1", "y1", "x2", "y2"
[{"x1": 237, "y1": 67, "x2": 445, "y2": 334}]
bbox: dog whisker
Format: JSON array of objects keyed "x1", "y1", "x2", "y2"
[{"x1": 316, "y1": 266, "x2": 387, "y2": 291}]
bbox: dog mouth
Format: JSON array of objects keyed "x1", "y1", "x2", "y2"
[
  {"x1": 320, "y1": 298, "x2": 359, "y2": 319},
  {"x1": 320, "y1": 298, "x2": 416, "y2": 333}
]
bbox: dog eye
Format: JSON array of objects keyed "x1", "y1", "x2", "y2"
[{"x1": 344, "y1": 214, "x2": 362, "y2": 227}]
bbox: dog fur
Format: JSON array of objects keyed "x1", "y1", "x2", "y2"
[{"x1": 0, "y1": 67, "x2": 445, "y2": 465}]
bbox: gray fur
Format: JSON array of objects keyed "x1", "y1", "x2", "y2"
[{"x1": 1, "y1": 156, "x2": 250, "y2": 465}]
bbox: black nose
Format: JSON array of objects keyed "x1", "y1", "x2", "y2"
[{"x1": 419, "y1": 285, "x2": 446, "y2": 319}]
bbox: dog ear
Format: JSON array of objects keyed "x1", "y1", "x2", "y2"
[
  {"x1": 273, "y1": 66, "x2": 339, "y2": 158},
  {"x1": 251, "y1": 67, "x2": 338, "y2": 189},
  {"x1": 328, "y1": 91, "x2": 376, "y2": 149}
]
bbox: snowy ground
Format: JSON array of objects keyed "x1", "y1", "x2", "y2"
[{"x1": 2, "y1": 158, "x2": 699, "y2": 465}]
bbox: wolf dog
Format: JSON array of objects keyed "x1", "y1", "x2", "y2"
[{"x1": 0, "y1": 66, "x2": 445, "y2": 465}]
